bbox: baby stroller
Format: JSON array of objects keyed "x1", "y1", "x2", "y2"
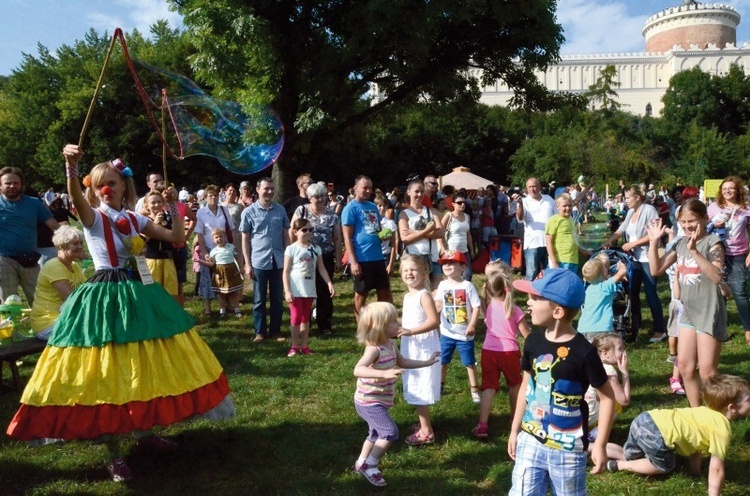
[{"x1": 587, "y1": 249, "x2": 637, "y2": 340}]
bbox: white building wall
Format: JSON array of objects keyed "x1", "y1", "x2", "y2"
[{"x1": 478, "y1": 45, "x2": 750, "y2": 116}]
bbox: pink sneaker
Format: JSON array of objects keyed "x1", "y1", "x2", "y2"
[
  {"x1": 287, "y1": 346, "x2": 300, "y2": 357},
  {"x1": 300, "y1": 346, "x2": 314, "y2": 355},
  {"x1": 670, "y1": 377, "x2": 686, "y2": 395}
]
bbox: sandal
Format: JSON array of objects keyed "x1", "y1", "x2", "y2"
[
  {"x1": 405, "y1": 429, "x2": 435, "y2": 447},
  {"x1": 354, "y1": 461, "x2": 387, "y2": 487}
]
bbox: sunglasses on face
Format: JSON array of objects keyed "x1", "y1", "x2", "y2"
[
  {"x1": 454, "y1": 201, "x2": 465, "y2": 205},
  {"x1": 299, "y1": 228, "x2": 312, "y2": 233}
]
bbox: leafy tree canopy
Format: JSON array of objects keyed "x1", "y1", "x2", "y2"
[{"x1": 170, "y1": 0, "x2": 565, "y2": 197}]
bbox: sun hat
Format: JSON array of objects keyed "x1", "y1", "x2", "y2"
[
  {"x1": 512, "y1": 268, "x2": 585, "y2": 309},
  {"x1": 438, "y1": 250, "x2": 467, "y2": 265}
]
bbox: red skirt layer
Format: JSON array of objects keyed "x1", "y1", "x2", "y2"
[{"x1": 7, "y1": 373, "x2": 230, "y2": 441}]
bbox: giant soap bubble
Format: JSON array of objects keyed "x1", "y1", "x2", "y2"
[{"x1": 132, "y1": 58, "x2": 284, "y2": 175}]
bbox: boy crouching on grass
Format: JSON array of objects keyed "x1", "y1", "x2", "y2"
[
  {"x1": 607, "y1": 374, "x2": 750, "y2": 496},
  {"x1": 508, "y1": 268, "x2": 616, "y2": 496}
]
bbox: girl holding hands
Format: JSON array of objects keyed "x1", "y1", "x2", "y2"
[
  {"x1": 353, "y1": 302, "x2": 440, "y2": 487},
  {"x1": 398, "y1": 254, "x2": 441, "y2": 446}
]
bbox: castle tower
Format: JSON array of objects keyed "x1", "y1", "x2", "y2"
[{"x1": 642, "y1": 1, "x2": 740, "y2": 53}]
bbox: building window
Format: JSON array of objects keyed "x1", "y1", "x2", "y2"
[{"x1": 645, "y1": 103, "x2": 653, "y2": 117}]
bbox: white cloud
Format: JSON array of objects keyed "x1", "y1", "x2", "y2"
[
  {"x1": 87, "y1": 12, "x2": 126, "y2": 33},
  {"x1": 87, "y1": 0, "x2": 182, "y2": 37},
  {"x1": 557, "y1": 0, "x2": 649, "y2": 55},
  {"x1": 116, "y1": 0, "x2": 183, "y2": 31}
]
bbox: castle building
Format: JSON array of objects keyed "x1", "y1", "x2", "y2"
[{"x1": 476, "y1": 1, "x2": 750, "y2": 116}]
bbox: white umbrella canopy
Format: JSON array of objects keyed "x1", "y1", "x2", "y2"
[{"x1": 438, "y1": 166, "x2": 494, "y2": 191}]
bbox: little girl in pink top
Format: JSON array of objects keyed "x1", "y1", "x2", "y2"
[{"x1": 472, "y1": 261, "x2": 530, "y2": 439}]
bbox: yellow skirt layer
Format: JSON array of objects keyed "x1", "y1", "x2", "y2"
[
  {"x1": 21, "y1": 330, "x2": 224, "y2": 407},
  {"x1": 146, "y1": 258, "x2": 178, "y2": 296}
]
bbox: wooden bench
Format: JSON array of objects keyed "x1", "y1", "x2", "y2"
[{"x1": 0, "y1": 339, "x2": 46, "y2": 391}]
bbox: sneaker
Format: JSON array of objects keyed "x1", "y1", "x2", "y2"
[
  {"x1": 106, "y1": 458, "x2": 133, "y2": 482},
  {"x1": 287, "y1": 346, "x2": 300, "y2": 357},
  {"x1": 300, "y1": 346, "x2": 313, "y2": 355},
  {"x1": 472, "y1": 423, "x2": 489, "y2": 439},
  {"x1": 606, "y1": 460, "x2": 619, "y2": 472},
  {"x1": 666, "y1": 354, "x2": 677, "y2": 364},
  {"x1": 405, "y1": 429, "x2": 435, "y2": 447},
  {"x1": 136, "y1": 435, "x2": 178, "y2": 453},
  {"x1": 670, "y1": 377, "x2": 686, "y2": 395},
  {"x1": 219, "y1": 311, "x2": 227, "y2": 319},
  {"x1": 471, "y1": 388, "x2": 481, "y2": 404},
  {"x1": 354, "y1": 461, "x2": 387, "y2": 487}
]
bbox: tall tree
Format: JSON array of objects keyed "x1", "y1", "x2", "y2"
[
  {"x1": 171, "y1": 0, "x2": 565, "y2": 197},
  {"x1": 584, "y1": 64, "x2": 621, "y2": 112}
]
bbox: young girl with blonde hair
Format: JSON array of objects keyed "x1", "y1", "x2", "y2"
[
  {"x1": 397, "y1": 254, "x2": 441, "y2": 446},
  {"x1": 472, "y1": 261, "x2": 530, "y2": 438},
  {"x1": 353, "y1": 302, "x2": 440, "y2": 487}
]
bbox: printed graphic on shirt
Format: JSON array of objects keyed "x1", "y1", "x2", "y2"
[
  {"x1": 522, "y1": 346, "x2": 585, "y2": 452},
  {"x1": 443, "y1": 289, "x2": 468, "y2": 326},
  {"x1": 677, "y1": 253, "x2": 701, "y2": 286},
  {"x1": 300, "y1": 247, "x2": 317, "y2": 280},
  {"x1": 363, "y1": 210, "x2": 381, "y2": 236}
]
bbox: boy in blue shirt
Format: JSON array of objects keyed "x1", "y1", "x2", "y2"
[{"x1": 578, "y1": 254, "x2": 627, "y2": 340}]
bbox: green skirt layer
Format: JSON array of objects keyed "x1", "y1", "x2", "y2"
[{"x1": 49, "y1": 269, "x2": 195, "y2": 347}]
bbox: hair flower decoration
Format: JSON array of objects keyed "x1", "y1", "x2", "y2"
[
  {"x1": 111, "y1": 158, "x2": 133, "y2": 178},
  {"x1": 82, "y1": 175, "x2": 92, "y2": 188}
]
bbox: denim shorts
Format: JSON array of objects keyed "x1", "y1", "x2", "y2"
[
  {"x1": 509, "y1": 431, "x2": 588, "y2": 496},
  {"x1": 623, "y1": 412, "x2": 675, "y2": 473},
  {"x1": 440, "y1": 334, "x2": 476, "y2": 366}
]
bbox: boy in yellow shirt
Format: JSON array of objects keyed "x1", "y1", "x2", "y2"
[{"x1": 607, "y1": 374, "x2": 750, "y2": 496}]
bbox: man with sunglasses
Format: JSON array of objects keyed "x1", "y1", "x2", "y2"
[{"x1": 423, "y1": 175, "x2": 439, "y2": 208}]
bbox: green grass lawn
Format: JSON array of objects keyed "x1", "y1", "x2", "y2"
[{"x1": 2, "y1": 265, "x2": 750, "y2": 495}]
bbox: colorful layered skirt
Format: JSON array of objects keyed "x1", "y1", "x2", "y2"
[{"x1": 7, "y1": 269, "x2": 235, "y2": 441}]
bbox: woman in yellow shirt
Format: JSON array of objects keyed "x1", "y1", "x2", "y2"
[{"x1": 30, "y1": 225, "x2": 86, "y2": 340}]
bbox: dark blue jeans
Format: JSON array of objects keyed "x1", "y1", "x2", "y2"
[
  {"x1": 725, "y1": 254, "x2": 750, "y2": 331},
  {"x1": 630, "y1": 261, "x2": 665, "y2": 337},
  {"x1": 253, "y1": 267, "x2": 283, "y2": 338},
  {"x1": 524, "y1": 247, "x2": 548, "y2": 281}
]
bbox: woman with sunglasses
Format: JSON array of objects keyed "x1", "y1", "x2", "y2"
[
  {"x1": 290, "y1": 182, "x2": 343, "y2": 336},
  {"x1": 439, "y1": 190, "x2": 475, "y2": 281}
]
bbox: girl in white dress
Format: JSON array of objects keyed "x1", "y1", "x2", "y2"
[{"x1": 398, "y1": 254, "x2": 441, "y2": 446}]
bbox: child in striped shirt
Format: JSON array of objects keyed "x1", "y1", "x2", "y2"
[{"x1": 353, "y1": 302, "x2": 440, "y2": 487}]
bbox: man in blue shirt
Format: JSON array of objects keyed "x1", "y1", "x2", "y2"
[
  {"x1": 0, "y1": 167, "x2": 60, "y2": 306},
  {"x1": 341, "y1": 176, "x2": 393, "y2": 321},
  {"x1": 240, "y1": 177, "x2": 290, "y2": 342}
]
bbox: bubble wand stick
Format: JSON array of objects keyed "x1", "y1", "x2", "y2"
[{"x1": 78, "y1": 31, "x2": 120, "y2": 147}]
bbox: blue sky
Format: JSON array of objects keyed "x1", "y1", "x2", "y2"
[{"x1": 1, "y1": 1, "x2": 749, "y2": 76}]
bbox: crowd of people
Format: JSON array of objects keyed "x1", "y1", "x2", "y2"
[{"x1": 3, "y1": 159, "x2": 750, "y2": 493}]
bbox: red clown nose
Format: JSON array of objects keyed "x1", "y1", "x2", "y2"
[{"x1": 101, "y1": 186, "x2": 113, "y2": 196}]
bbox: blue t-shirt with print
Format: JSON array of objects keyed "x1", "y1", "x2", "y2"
[{"x1": 341, "y1": 200, "x2": 383, "y2": 263}]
